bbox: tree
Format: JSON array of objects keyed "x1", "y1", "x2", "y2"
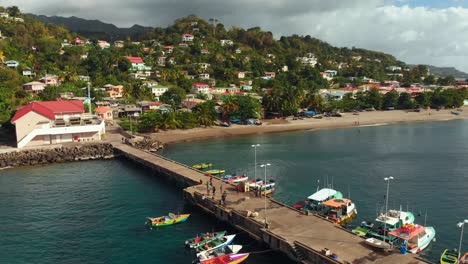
[
  {"x1": 220, "y1": 95, "x2": 239, "y2": 121},
  {"x1": 233, "y1": 95, "x2": 261, "y2": 121},
  {"x1": 160, "y1": 87, "x2": 186, "y2": 107},
  {"x1": 397, "y1": 93, "x2": 414, "y2": 109},
  {"x1": 6, "y1": 6, "x2": 20, "y2": 17},
  {"x1": 415, "y1": 92, "x2": 432, "y2": 108},
  {"x1": 138, "y1": 111, "x2": 161, "y2": 132},
  {"x1": 192, "y1": 101, "x2": 217, "y2": 126},
  {"x1": 365, "y1": 89, "x2": 383, "y2": 110},
  {"x1": 118, "y1": 57, "x2": 131, "y2": 72},
  {"x1": 383, "y1": 90, "x2": 399, "y2": 108}
]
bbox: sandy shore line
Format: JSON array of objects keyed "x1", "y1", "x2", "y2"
[{"x1": 148, "y1": 108, "x2": 468, "y2": 144}]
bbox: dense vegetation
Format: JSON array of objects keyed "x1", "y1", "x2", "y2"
[{"x1": 0, "y1": 6, "x2": 467, "y2": 129}]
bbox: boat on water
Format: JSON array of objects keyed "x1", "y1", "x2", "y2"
[
  {"x1": 195, "y1": 234, "x2": 236, "y2": 253},
  {"x1": 258, "y1": 180, "x2": 276, "y2": 195},
  {"x1": 205, "y1": 169, "x2": 225, "y2": 175},
  {"x1": 364, "y1": 237, "x2": 393, "y2": 250},
  {"x1": 352, "y1": 210, "x2": 415, "y2": 240},
  {"x1": 293, "y1": 188, "x2": 343, "y2": 211},
  {"x1": 185, "y1": 231, "x2": 227, "y2": 248},
  {"x1": 146, "y1": 213, "x2": 190, "y2": 227},
  {"x1": 388, "y1": 224, "x2": 436, "y2": 254},
  {"x1": 247, "y1": 178, "x2": 263, "y2": 189},
  {"x1": 451, "y1": 111, "x2": 461, "y2": 116},
  {"x1": 199, "y1": 253, "x2": 249, "y2": 264},
  {"x1": 195, "y1": 245, "x2": 243, "y2": 263},
  {"x1": 460, "y1": 252, "x2": 468, "y2": 263},
  {"x1": 222, "y1": 174, "x2": 249, "y2": 184},
  {"x1": 193, "y1": 163, "x2": 213, "y2": 169},
  {"x1": 321, "y1": 198, "x2": 357, "y2": 225},
  {"x1": 440, "y1": 249, "x2": 460, "y2": 264}
]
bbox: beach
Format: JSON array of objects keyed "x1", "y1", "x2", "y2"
[{"x1": 149, "y1": 108, "x2": 468, "y2": 144}]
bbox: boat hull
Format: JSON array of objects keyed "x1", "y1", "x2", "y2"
[
  {"x1": 408, "y1": 226, "x2": 436, "y2": 254},
  {"x1": 200, "y1": 253, "x2": 249, "y2": 264},
  {"x1": 365, "y1": 237, "x2": 393, "y2": 250},
  {"x1": 148, "y1": 214, "x2": 190, "y2": 227},
  {"x1": 440, "y1": 249, "x2": 460, "y2": 264},
  {"x1": 185, "y1": 231, "x2": 227, "y2": 248}
]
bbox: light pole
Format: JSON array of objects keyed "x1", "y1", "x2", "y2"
[
  {"x1": 260, "y1": 163, "x2": 271, "y2": 229},
  {"x1": 458, "y1": 220, "x2": 468, "y2": 255},
  {"x1": 383, "y1": 176, "x2": 394, "y2": 243},
  {"x1": 251, "y1": 144, "x2": 260, "y2": 179}
]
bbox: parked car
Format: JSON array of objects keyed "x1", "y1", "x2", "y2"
[{"x1": 230, "y1": 118, "x2": 241, "y2": 123}]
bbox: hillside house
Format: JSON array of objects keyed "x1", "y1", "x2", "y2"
[
  {"x1": 182, "y1": 33, "x2": 194, "y2": 42},
  {"x1": 95, "y1": 106, "x2": 113, "y2": 121},
  {"x1": 220, "y1": 39, "x2": 234, "y2": 46},
  {"x1": 73, "y1": 37, "x2": 85, "y2": 45},
  {"x1": 114, "y1": 41, "x2": 125, "y2": 48},
  {"x1": 236, "y1": 72, "x2": 246, "y2": 79},
  {"x1": 148, "y1": 85, "x2": 169, "y2": 98},
  {"x1": 198, "y1": 73, "x2": 210, "y2": 80},
  {"x1": 321, "y1": 72, "x2": 333, "y2": 81},
  {"x1": 0, "y1": 12, "x2": 9, "y2": 18},
  {"x1": 385, "y1": 66, "x2": 402, "y2": 72},
  {"x1": 164, "y1": 46, "x2": 174, "y2": 53},
  {"x1": 325, "y1": 70, "x2": 338, "y2": 77},
  {"x1": 197, "y1": 63, "x2": 210, "y2": 70},
  {"x1": 182, "y1": 98, "x2": 205, "y2": 109},
  {"x1": 104, "y1": 84, "x2": 124, "y2": 98},
  {"x1": 97, "y1": 40, "x2": 110, "y2": 49},
  {"x1": 10, "y1": 100, "x2": 106, "y2": 148},
  {"x1": 201, "y1": 49, "x2": 210, "y2": 55},
  {"x1": 235, "y1": 48, "x2": 242, "y2": 54},
  {"x1": 191, "y1": 83, "x2": 210, "y2": 94},
  {"x1": 23, "y1": 81, "x2": 46, "y2": 93},
  {"x1": 262, "y1": 72, "x2": 276, "y2": 80},
  {"x1": 126, "y1": 56, "x2": 152, "y2": 71},
  {"x1": 40, "y1": 75, "x2": 59, "y2": 86},
  {"x1": 22, "y1": 69, "x2": 35, "y2": 77}
]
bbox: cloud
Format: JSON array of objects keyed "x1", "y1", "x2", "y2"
[{"x1": 9, "y1": 0, "x2": 468, "y2": 72}]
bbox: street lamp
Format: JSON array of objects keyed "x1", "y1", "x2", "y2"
[
  {"x1": 457, "y1": 219, "x2": 468, "y2": 255},
  {"x1": 251, "y1": 144, "x2": 260, "y2": 179},
  {"x1": 383, "y1": 176, "x2": 394, "y2": 243},
  {"x1": 260, "y1": 163, "x2": 271, "y2": 228}
]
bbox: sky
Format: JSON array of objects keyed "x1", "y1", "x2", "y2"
[{"x1": 5, "y1": 0, "x2": 468, "y2": 72}]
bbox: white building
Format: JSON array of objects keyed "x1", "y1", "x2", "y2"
[{"x1": 191, "y1": 83, "x2": 211, "y2": 94}]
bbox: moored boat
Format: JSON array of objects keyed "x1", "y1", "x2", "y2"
[
  {"x1": 258, "y1": 180, "x2": 276, "y2": 195},
  {"x1": 293, "y1": 188, "x2": 343, "y2": 211},
  {"x1": 185, "y1": 231, "x2": 227, "y2": 248},
  {"x1": 196, "y1": 234, "x2": 236, "y2": 253},
  {"x1": 364, "y1": 237, "x2": 393, "y2": 250},
  {"x1": 146, "y1": 213, "x2": 190, "y2": 227},
  {"x1": 222, "y1": 174, "x2": 249, "y2": 183},
  {"x1": 247, "y1": 178, "x2": 263, "y2": 189},
  {"x1": 353, "y1": 210, "x2": 415, "y2": 241},
  {"x1": 389, "y1": 224, "x2": 436, "y2": 254},
  {"x1": 321, "y1": 198, "x2": 357, "y2": 225},
  {"x1": 195, "y1": 244, "x2": 243, "y2": 263},
  {"x1": 193, "y1": 163, "x2": 213, "y2": 169},
  {"x1": 205, "y1": 169, "x2": 225, "y2": 175},
  {"x1": 440, "y1": 249, "x2": 460, "y2": 264},
  {"x1": 460, "y1": 252, "x2": 468, "y2": 263},
  {"x1": 199, "y1": 253, "x2": 249, "y2": 264}
]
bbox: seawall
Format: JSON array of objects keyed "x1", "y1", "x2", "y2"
[{"x1": 0, "y1": 143, "x2": 115, "y2": 169}]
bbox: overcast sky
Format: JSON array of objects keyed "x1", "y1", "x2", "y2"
[{"x1": 5, "y1": 0, "x2": 468, "y2": 72}]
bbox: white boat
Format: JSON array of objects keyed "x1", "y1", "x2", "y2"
[
  {"x1": 389, "y1": 224, "x2": 436, "y2": 254},
  {"x1": 196, "y1": 234, "x2": 236, "y2": 253},
  {"x1": 365, "y1": 237, "x2": 393, "y2": 250},
  {"x1": 196, "y1": 244, "x2": 243, "y2": 262},
  {"x1": 258, "y1": 181, "x2": 276, "y2": 195},
  {"x1": 294, "y1": 188, "x2": 343, "y2": 210},
  {"x1": 322, "y1": 198, "x2": 357, "y2": 225},
  {"x1": 247, "y1": 178, "x2": 263, "y2": 189}
]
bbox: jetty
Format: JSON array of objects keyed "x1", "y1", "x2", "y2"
[{"x1": 112, "y1": 140, "x2": 432, "y2": 264}]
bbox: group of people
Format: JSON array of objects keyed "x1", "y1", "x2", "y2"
[{"x1": 201, "y1": 176, "x2": 228, "y2": 206}]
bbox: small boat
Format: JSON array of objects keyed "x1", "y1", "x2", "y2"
[
  {"x1": 440, "y1": 249, "x2": 460, "y2": 264},
  {"x1": 146, "y1": 213, "x2": 190, "y2": 227},
  {"x1": 389, "y1": 224, "x2": 436, "y2": 254},
  {"x1": 185, "y1": 231, "x2": 227, "y2": 248},
  {"x1": 353, "y1": 210, "x2": 415, "y2": 240},
  {"x1": 352, "y1": 221, "x2": 374, "y2": 237},
  {"x1": 460, "y1": 252, "x2": 468, "y2": 263},
  {"x1": 365, "y1": 237, "x2": 393, "y2": 250},
  {"x1": 193, "y1": 163, "x2": 213, "y2": 169},
  {"x1": 199, "y1": 253, "x2": 249, "y2": 264},
  {"x1": 451, "y1": 111, "x2": 461, "y2": 116},
  {"x1": 293, "y1": 188, "x2": 343, "y2": 211},
  {"x1": 322, "y1": 198, "x2": 357, "y2": 225},
  {"x1": 196, "y1": 234, "x2": 236, "y2": 253},
  {"x1": 258, "y1": 180, "x2": 276, "y2": 195},
  {"x1": 195, "y1": 245, "x2": 243, "y2": 263},
  {"x1": 205, "y1": 169, "x2": 225, "y2": 175},
  {"x1": 247, "y1": 178, "x2": 263, "y2": 189},
  {"x1": 222, "y1": 174, "x2": 249, "y2": 183}
]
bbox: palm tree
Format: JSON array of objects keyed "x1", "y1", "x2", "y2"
[
  {"x1": 158, "y1": 111, "x2": 182, "y2": 130},
  {"x1": 193, "y1": 101, "x2": 216, "y2": 127},
  {"x1": 220, "y1": 96, "x2": 239, "y2": 121}
]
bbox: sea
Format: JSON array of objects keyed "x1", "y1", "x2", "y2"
[{"x1": 1, "y1": 119, "x2": 467, "y2": 263}]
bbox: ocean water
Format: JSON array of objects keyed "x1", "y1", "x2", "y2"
[
  {"x1": 161, "y1": 119, "x2": 468, "y2": 262},
  {"x1": 0, "y1": 160, "x2": 290, "y2": 264}
]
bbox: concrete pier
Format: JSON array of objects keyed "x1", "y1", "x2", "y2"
[{"x1": 113, "y1": 142, "x2": 432, "y2": 264}]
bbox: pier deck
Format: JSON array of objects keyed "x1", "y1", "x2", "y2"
[{"x1": 113, "y1": 142, "x2": 431, "y2": 264}]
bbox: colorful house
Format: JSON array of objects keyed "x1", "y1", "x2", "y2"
[
  {"x1": 191, "y1": 83, "x2": 211, "y2": 94},
  {"x1": 182, "y1": 33, "x2": 194, "y2": 42},
  {"x1": 10, "y1": 100, "x2": 106, "y2": 148},
  {"x1": 126, "y1": 56, "x2": 152, "y2": 71},
  {"x1": 95, "y1": 106, "x2": 113, "y2": 121},
  {"x1": 23, "y1": 81, "x2": 46, "y2": 93}
]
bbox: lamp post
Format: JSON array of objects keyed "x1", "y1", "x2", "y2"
[
  {"x1": 260, "y1": 163, "x2": 271, "y2": 228},
  {"x1": 251, "y1": 144, "x2": 260, "y2": 179},
  {"x1": 383, "y1": 176, "x2": 394, "y2": 243},
  {"x1": 458, "y1": 219, "x2": 468, "y2": 255}
]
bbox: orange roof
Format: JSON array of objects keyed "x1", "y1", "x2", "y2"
[
  {"x1": 322, "y1": 198, "x2": 352, "y2": 208},
  {"x1": 95, "y1": 106, "x2": 112, "y2": 113}
]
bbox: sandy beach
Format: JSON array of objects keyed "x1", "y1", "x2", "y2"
[{"x1": 148, "y1": 108, "x2": 468, "y2": 144}]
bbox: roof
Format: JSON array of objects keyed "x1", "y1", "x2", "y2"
[
  {"x1": 95, "y1": 106, "x2": 112, "y2": 113},
  {"x1": 183, "y1": 33, "x2": 194, "y2": 37},
  {"x1": 23, "y1": 81, "x2": 45, "y2": 86},
  {"x1": 307, "y1": 188, "x2": 339, "y2": 202},
  {"x1": 126, "y1": 56, "x2": 144, "y2": 63},
  {"x1": 322, "y1": 198, "x2": 352, "y2": 208},
  {"x1": 193, "y1": 82, "x2": 209, "y2": 87},
  {"x1": 388, "y1": 224, "x2": 426, "y2": 240},
  {"x1": 11, "y1": 100, "x2": 84, "y2": 123}
]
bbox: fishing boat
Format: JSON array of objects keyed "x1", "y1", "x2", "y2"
[
  {"x1": 460, "y1": 252, "x2": 468, "y2": 263},
  {"x1": 199, "y1": 253, "x2": 249, "y2": 264},
  {"x1": 195, "y1": 234, "x2": 236, "y2": 253},
  {"x1": 451, "y1": 111, "x2": 461, "y2": 116},
  {"x1": 293, "y1": 188, "x2": 343, "y2": 211},
  {"x1": 205, "y1": 169, "x2": 225, "y2": 175},
  {"x1": 222, "y1": 174, "x2": 249, "y2": 183},
  {"x1": 364, "y1": 237, "x2": 393, "y2": 250},
  {"x1": 321, "y1": 198, "x2": 357, "y2": 225},
  {"x1": 353, "y1": 210, "x2": 415, "y2": 240},
  {"x1": 185, "y1": 231, "x2": 227, "y2": 248},
  {"x1": 145, "y1": 213, "x2": 190, "y2": 227},
  {"x1": 195, "y1": 245, "x2": 243, "y2": 262},
  {"x1": 193, "y1": 163, "x2": 213, "y2": 169},
  {"x1": 247, "y1": 178, "x2": 263, "y2": 189},
  {"x1": 389, "y1": 224, "x2": 436, "y2": 254},
  {"x1": 440, "y1": 249, "x2": 460, "y2": 264},
  {"x1": 258, "y1": 180, "x2": 276, "y2": 195}
]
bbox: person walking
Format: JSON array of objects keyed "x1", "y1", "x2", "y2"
[
  {"x1": 212, "y1": 185, "x2": 216, "y2": 199},
  {"x1": 221, "y1": 191, "x2": 227, "y2": 206}
]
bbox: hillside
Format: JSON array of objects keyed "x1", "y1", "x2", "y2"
[
  {"x1": 428, "y1": 65, "x2": 468, "y2": 79},
  {"x1": 27, "y1": 14, "x2": 153, "y2": 40}
]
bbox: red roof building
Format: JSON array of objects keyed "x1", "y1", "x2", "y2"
[
  {"x1": 11, "y1": 100, "x2": 84, "y2": 123},
  {"x1": 126, "y1": 56, "x2": 144, "y2": 64}
]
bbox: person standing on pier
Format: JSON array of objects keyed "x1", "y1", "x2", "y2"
[
  {"x1": 221, "y1": 191, "x2": 227, "y2": 206},
  {"x1": 212, "y1": 185, "x2": 216, "y2": 199}
]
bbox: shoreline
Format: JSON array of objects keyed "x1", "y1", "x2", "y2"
[{"x1": 148, "y1": 107, "x2": 468, "y2": 145}]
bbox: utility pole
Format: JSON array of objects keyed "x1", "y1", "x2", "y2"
[
  {"x1": 260, "y1": 163, "x2": 271, "y2": 229},
  {"x1": 87, "y1": 82, "x2": 92, "y2": 114},
  {"x1": 251, "y1": 144, "x2": 260, "y2": 179},
  {"x1": 383, "y1": 176, "x2": 394, "y2": 244}
]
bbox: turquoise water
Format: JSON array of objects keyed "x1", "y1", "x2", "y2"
[
  {"x1": 161, "y1": 119, "x2": 468, "y2": 262},
  {"x1": 0, "y1": 160, "x2": 290, "y2": 263}
]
